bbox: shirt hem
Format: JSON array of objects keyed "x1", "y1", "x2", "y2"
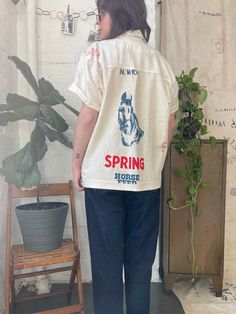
[{"x1": 82, "y1": 180, "x2": 161, "y2": 192}]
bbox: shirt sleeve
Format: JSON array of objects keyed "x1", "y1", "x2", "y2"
[{"x1": 69, "y1": 44, "x2": 103, "y2": 112}]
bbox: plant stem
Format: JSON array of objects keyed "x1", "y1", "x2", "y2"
[
  {"x1": 168, "y1": 202, "x2": 191, "y2": 211},
  {"x1": 190, "y1": 205, "x2": 196, "y2": 277},
  {"x1": 63, "y1": 102, "x2": 79, "y2": 116}
]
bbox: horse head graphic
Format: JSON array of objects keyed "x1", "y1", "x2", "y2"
[{"x1": 118, "y1": 92, "x2": 144, "y2": 147}]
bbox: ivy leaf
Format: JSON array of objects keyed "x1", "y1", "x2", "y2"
[
  {"x1": 188, "y1": 185, "x2": 197, "y2": 196},
  {"x1": 6, "y1": 94, "x2": 39, "y2": 120},
  {"x1": 187, "y1": 151, "x2": 195, "y2": 158},
  {"x1": 176, "y1": 167, "x2": 189, "y2": 179},
  {"x1": 175, "y1": 141, "x2": 187, "y2": 153},
  {"x1": 200, "y1": 125, "x2": 208, "y2": 135},
  {"x1": 189, "y1": 68, "x2": 198, "y2": 79},
  {"x1": 209, "y1": 136, "x2": 217, "y2": 149},
  {"x1": 198, "y1": 89, "x2": 208, "y2": 104},
  {"x1": 182, "y1": 75, "x2": 192, "y2": 87},
  {"x1": 8, "y1": 56, "x2": 42, "y2": 102},
  {"x1": 193, "y1": 109, "x2": 204, "y2": 120},
  {"x1": 184, "y1": 81, "x2": 200, "y2": 92},
  {"x1": 185, "y1": 200, "x2": 194, "y2": 206},
  {"x1": 189, "y1": 138, "x2": 201, "y2": 146},
  {"x1": 191, "y1": 168, "x2": 201, "y2": 183},
  {"x1": 196, "y1": 157, "x2": 202, "y2": 168},
  {"x1": 200, "y1": 182, "x2": 212, "y2": 189}
]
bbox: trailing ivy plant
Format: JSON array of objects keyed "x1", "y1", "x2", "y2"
[
  {"x1": 0, "y1": 56, "x2": 79, "y2": 189},
  {"x1": 168, "y1": 68, "x2": 216, "y2": 278}
]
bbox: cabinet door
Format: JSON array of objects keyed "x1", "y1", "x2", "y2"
[{"x1": 163, "y1": 141, "x2": 226, "y2": 276}]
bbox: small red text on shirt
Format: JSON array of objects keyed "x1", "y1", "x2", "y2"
[{"x1": 85, "y1": 47, "x2": 100, "y2": 58}]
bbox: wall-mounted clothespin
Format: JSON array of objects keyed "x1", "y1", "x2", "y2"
[{"x1": 61, "y1": 4, "x2": 75, "y2": 35}]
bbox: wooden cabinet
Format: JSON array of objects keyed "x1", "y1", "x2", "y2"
[{"x1": 160, "y1": 140, "x2": 227, "y2": 296}]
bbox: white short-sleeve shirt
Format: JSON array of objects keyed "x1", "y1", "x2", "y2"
[{"x1": 69, "y1": 30, "x2": 179, "y2": 191}]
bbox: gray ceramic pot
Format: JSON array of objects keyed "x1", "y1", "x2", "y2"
[{"x1": 15, "y1": 202, "x2": 68, "y2": 252}]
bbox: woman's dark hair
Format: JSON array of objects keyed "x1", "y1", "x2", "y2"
[{"x1": 96, "y1": 0, "x2": 151, "y2": 42}]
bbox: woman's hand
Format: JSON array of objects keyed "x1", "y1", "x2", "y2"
[{"x1": 73, "y1": 164, "x2": 84, "y2": 192}]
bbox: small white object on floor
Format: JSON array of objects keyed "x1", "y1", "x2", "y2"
[{"x1": 35, "y1": 275, "x2": 52, "y2": 294}]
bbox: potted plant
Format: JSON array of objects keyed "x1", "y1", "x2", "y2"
[
  {"x1": 161, "y1": 68, "x2": 227, "y2": 296},
  {"x1": 0, "y1": 56, "x2": 79, "y2": 252}
]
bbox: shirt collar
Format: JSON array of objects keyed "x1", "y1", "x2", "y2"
[{"x1": 119, "y1": 30, "x2": 146, "y2": 42}]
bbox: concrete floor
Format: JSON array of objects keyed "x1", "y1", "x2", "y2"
[{"x1": 12, "y1": 282, "x2": 184, "y2": 314}]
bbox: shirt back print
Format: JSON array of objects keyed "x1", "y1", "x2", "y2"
[{"x1": 69, "y1": 30, "x2": 179, "y2": 191}]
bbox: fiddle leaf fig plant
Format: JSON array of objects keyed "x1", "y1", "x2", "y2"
[
  {"x1": 0, "y1": 56, "x2": 79, "y2": 189},
  {"x1": 168, "y1": 68, "x2": 216, "y2": 278}
]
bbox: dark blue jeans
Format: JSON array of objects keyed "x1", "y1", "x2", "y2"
[{"x1": 84, "y1": 188, "x2": 160, "y2": 314}]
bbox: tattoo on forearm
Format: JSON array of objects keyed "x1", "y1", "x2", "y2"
[{"x1": 75, "y1": 153, "x2": 80, "y2": 160}]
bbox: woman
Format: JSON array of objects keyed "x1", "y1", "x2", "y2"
[{"x1": 69, "y1": 1, "x2": 179, "y2": 313}]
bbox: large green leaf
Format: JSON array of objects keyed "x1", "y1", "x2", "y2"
[
  {"x1": 1, "y1": 142, "x2": 33, "y2": 173},
  {"x1": 21, "y1": 164, "x2": 41, "y2": 189},
  {"x1": 38, "y1": 119, "x2": 72, "y2": 148},
  {"x1": 8, "y1": 56, "x2": 42, "y2": 102},
  {"x1": 6, "y1": 94, "x2": 39, "y2": 120},
  {"x1": 0, "y1": 142, "x2": 38, "y2": 188},
  {"x1": 0, "y1": 168, "x2": 25, "y2": 189},
  {"x1": 0, "y1": 163, "x2": 41, "y2": 189},
  {"x1": 0, "y1": 112, "x2": 22, "y2": 126},
  {"x1": 38, "y1": 78, "x2": 65, "y2": 105},
  {"x1": 38, "y1": 78, "x2": 79, "y2": 116},
  {"x1": 0, "y1": 104, "x2": 11, "y2": 111},
  {"x1": 40, "y1": 103, "x2": 68, "y2": 132},
  {"x1": 30, "y1": 124, "x2": 48, "y2": 161}
]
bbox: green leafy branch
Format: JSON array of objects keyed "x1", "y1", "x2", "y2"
[
  {"x1": 168, "y1": 68, "x2": 216, "y2": 278},
  {"x1": 0, "y1": 56, "x2": 79, "y2": 189}
]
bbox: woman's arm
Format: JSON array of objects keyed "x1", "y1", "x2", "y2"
[{"x1": 72, "y1": 104, "x2": 99, "y2": 191}]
